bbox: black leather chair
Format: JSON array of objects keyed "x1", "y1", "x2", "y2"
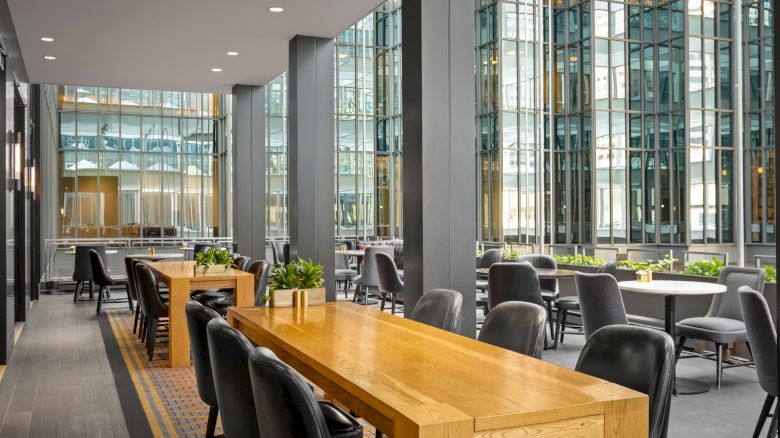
[
  {"x1": 353, "y1": 246, "x2": 393, "y2": 305},
  {"x1": 575, "y1": 271, "x2": 628, "y2": 339},
  {"x1": 335, "y1": 252, "x2": 357, "y2": 299},
  {"x1": 517, "y1": 254, "x2": 558, "y2": 337},
  {"x1": 91, "y1": 249, "x2": 130, "y2": 314},
  {"x1": 73, "y1": 244, "x2": 110, "y2": 301},
  {"x1": 206, "y1": 260, "x2": 271, "y2": 316},
  {"x1": 738, "y1": 287, "x2": 778, "y2": 438},
  {"x1": 487, "y1": 262, "x2": 546, "y2": 309},
  {"x1": 554, "y1": 260, "x2": 618, "y2": 349},
  {"x1": 206, "y1": 318, "x2": 261, "y2": 438},
  {"x1": 185, "y1": 301, "x2": 222, "y2": 438},
  {"x1": 233, "y1": 255, "x2": 251, "y2": 272},
  {"x1": 135, "y1": 263, "x2": 169, "y2": 361},
  {"x1": 271, "y1": 241, "x2": 291, "y2": 265},
  {"x1": 124, "y1": 257, "x2": 142, "y2": 334},
  {"x1": 576, "y1": 325, "x2": 674, "y2": 438},
  {"x1": 376, "y1": 252, "x2": 404, "y2": 314},
  {"x1": 194, "y1": 243, "x2": 222, "y2": 255},
  {"x1": 476, "y1": 248, "x2": 503, "y2": 314},
  {"x1": 675, "y1": 266, "x2": 766, "y2": 389},
  {"x1": 410, "y1": 289, "x2": 462, "y2": 333},
  {"x1": 248, "y1": 346, "x2": 363, "y2": 438},
  {"x1": 478, "y1": 301, "x2": 546, "y2": 359}
]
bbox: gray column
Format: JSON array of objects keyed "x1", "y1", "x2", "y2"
[
  {"x1": 231, "y1": 85, "x2": 265, "y2": 261},
  {"x1": 402, "y1": 0, "x2": 477, "y2": 336},
  {"x1": 288, "y1": 36, "x2": 336, "y2": 300}
]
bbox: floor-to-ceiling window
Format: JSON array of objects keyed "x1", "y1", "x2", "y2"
[
  {"x1": 57, "y1": 86, "x2": 226, "y2": 239},
  {"x1": 265, "y1": 74, "x2": 288, "y2": 240}
]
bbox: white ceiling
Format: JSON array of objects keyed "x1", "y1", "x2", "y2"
[{"x1": 7, "y1": 0, "x2": 383, "y2": 93}]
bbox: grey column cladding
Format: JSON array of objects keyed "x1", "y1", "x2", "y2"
[
  {"x1": 288, "y1": 35, "x2": 336, "y2": 300},
  {"x1": 231, "y1": 85, "x2": 265, "y2": 261},
  {"x1": 402, "y1": 0, "x2": 477, "y2": 336}
]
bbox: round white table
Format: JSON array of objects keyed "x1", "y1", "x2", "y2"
[
  {"x1": 65, "y1": 249, "x2": 118, "y2": 255},
  {"x1": 618, "y1": 280, "x2": 727, "y2": 394},
  {"x1": 127, "y1": 253, "x2": 184, "y2": 261}
]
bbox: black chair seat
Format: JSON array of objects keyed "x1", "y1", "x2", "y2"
[
  {"x1": 193, "y1": 290, "x2": 232, "y2": 303},
  {"x1": 556, "y1": 296, "x2": 580, "y2": 311},
  {"x1": 319, "y1": 402, "x2": 363, "y2": 438},
  {"x1": 335, "y1": 268, "x2": 357, "y2": 279},
  {"x1": 676, "y1": 317, "x2": 747, "y2": 344},
  {"x1": 476, "y1": 291, "x2": 488, "y2": 304},
  {"x1": 476, "y1": 278, "x2": 489, "y2": 290},
  {"x1": 541, "y1": 289, "x2": 558, "y2": 302}
]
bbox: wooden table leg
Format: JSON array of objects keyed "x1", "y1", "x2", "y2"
[
  {"x1": 233, "y1": 275, "x2": 254, "y2": 307},
  {"x1": 168, "y1": 278, "x2": 191, "y2": 368}
]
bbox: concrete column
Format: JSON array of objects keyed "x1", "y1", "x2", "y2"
[
  {"x1": 402, "y1": 0, "x2": 477, "y2": 337},
  {"x1": 231, "y1": 85, "x2": 265, "y2": 261},
  {"x1": 288, "y1": 35, "x2": 336, "y2": 300}
]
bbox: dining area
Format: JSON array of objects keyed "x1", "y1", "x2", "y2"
[{"x1": 47, "y1": 234, "x2": 776, "y2": 438}]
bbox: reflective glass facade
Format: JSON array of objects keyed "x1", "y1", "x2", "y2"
[{"x1": 57, "y1": 86, "x2": 226, "y2": 238}]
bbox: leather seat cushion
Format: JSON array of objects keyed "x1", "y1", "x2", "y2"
[
  {"x1": 192, "y1": 290, "x2": 232, "y2": 303},
  {"x1": 476, "y1": 278, "x2": 489, "y2": 290},
  {"x1": 556, "y1": 296, "x2": 580, "y2": 310},
  {"x1": 541, "y1": 290, "x2": 559, "y2": 302},
  {"x1": 676, "y1": 317, "x2": 747, "y2": 344},
  {"x1": 318, "y1": 401, "x2": 362, "y2": 437},
  {"x1": 335, "y1": 269, "x2": 357, "y2": 280}
]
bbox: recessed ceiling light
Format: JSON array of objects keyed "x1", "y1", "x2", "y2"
[
  {"x1": 43, "y1": 55, "x2": 56, "y2": 60},
  {"x1": 40, "y1": 37, "x2": 54, "y2": 42},
  {"x1": 269, "y1": 6, "x2": 284, "y2": 12},
  {"x1": 226, "y1": 51, "x2": 239, "y2": 56},
  {"x1": 211, "y1": 68, "x2": 223, "y2": 72}
]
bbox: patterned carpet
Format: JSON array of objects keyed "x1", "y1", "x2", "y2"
[{"x1": 102, "y1": 308, "x2": 377, "y2": 437}]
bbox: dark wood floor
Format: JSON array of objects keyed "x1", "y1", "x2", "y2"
[{"x1": 0, "y1": 294, "x2": 129, "y2": 438}]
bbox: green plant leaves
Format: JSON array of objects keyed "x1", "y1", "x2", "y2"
[
  {"x1": 682, "y1": 257, "x2": 724, "y2": 277},
  {"x1": 553, "y1": 254, "x2": 606, "y2": 267},
  {"x1": 268, "y1": 258, "x2": 325, "y2": 291},
  {"x1": 194, "y1": 248, "x2": 232, "y2": 267}
]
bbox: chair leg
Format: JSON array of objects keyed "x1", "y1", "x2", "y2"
[
  {"x1": 753, "y1": 394, "x2": 775, "y2": 438},
  {"x1": 380, "y1": 293, "x2": 387, "y2": 311},
  {"x1": 767, "y1": 402, "x2": 779, "y2": 438},
  {"x1": 545, "y1": 300, "x2": 555, "y2": 339},
  {"x1": 391, "y1": 295, "x2": 396, "y2": 315},
  {"x1": 89, "y1": 281, "x2": 94, "y2": 300},
  {"x1": 352, "y1": 286, "x2": 360, "y2": 303},
  {"x1": 126, "y1": 287, "x2": 134, "y2": 312},
  {"x1": 560, "y1": 309, "x2": 568, "y2": 342},
  {"x1": 73, "y1": 281, "x2": 82, "y2": 302},
  {"x1": 205, "y1": 406, "x2": 219, "y2": 438},
  {"x1": 147, "y1": 318, "x2": 158, "y2": 361},
  {"x1": 553, "y1": 308, "x2": 564, "y2": 350},
  {"x1": 133, "y1": 306, "x2": 141, "y2": 334},
  {"x1": 96, "y1": 286, "x2": 105, "y2": 314},
  {"x1": 674, "y1": 337, "x2": 686, "y2": 362},
  {"x1": 716, "y1": 343, "x2": 724, "y2": 389}
]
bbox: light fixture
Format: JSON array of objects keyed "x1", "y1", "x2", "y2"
[
  {"x1": 757, "y1": 165, "x2": 764, "y2": 174},
  {"x1": 40, "y1": 37, "x2": 54, "y2": 42},
  {"x1": 211, "y1": 67, "x2": 223, "y2": 72},
  {"x1": 43, "y1": 55, "x2": 56, "y2": 60},
  {"x1": 269, "y1": 6, "x2": 284, "y2": 12},
  {"x1": 721, "y1": 168, "x2": 728, "y2": 177},
  {"x1": 226, "y1": 51, "x2": 239, "y2": 56},
  {"x1": 337, "y1": 53, "x2": 349, "y2": 59},
  {"x1": 14, "y1": 133, "x2": 22, "y2": 182}
]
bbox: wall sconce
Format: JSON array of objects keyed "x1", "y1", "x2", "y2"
[{"x1": 26, "y1": 158, "x2": 35, "y2": 200}]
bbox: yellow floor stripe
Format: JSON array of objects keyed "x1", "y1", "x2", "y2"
[{"x1": 108, "y1": 311, "x2": 178, "y2": 437}]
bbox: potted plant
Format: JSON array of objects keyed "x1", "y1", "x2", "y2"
[
  {"x1": 193, "y1": 247, "x2": 233, "y2": 276},
  {"x1": 268, "y1": 258, "x2": 326, "y2": 307}
]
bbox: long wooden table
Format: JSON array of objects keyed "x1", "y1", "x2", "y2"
[
  {"x1": 147, "y1": 261, "x2": 254, "y2": 367},
  {"x1": 228, "y1": 302, "x2": 647, "y2": 437}
]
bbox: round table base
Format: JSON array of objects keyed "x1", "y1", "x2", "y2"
[
  {"x1": 676, "y1": 377, "x2": 710, "y2": 395},
  {"x1": 354, "y1": 297, "x2": 379, "y2": 306}
]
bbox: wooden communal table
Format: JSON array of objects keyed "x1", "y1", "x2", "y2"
[
  {"x1": 476, "y1": 267, "x2": 575, "y2": 279},
  {"x1": 147, "y1": 261, "x2": 254, "y2": 368},
  {"x1": 228, "y1": 302, "x2": 647, "y2": 437}
]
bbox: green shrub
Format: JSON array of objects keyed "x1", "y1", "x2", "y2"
[
  {"x1": 553, "y1": 254, "x2": 605, "y2": 267},
  {"x1": 268, "y1": 258, "x2": 325, "y2": 291},
  {"x1": 503, "y1": 248, "x2": 521, "y2": 261},
  {"x1": 194, "y1": 247, "x2": 233, "y2": 267},
  {"x1": 765, "y1": 265, "x2": 776, "y2": 283},
  {"x1": 682, "y1": 257, "x2": 724, "y2": 277},
  {"x1": 618, "y1": 254, "x2": 677, "y2": 272}
]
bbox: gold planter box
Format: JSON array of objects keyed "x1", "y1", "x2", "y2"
[
  {"x1": 270, "y1": 288, "x2": 326, "y2": 308},
  {"x1": 193, "y1": 264, "x2": 231, "y2": 277}
]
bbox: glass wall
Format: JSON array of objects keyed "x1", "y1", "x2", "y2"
[
  {"x1": 266, "y1": 74, "x2": 288, "y2": 240},
  {"x1": 57, "y1": 86, "x2": 225, "y2": 238}
]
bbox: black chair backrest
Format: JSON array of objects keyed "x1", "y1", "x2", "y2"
[
  {"x1": 708, "y1": 266, "x2": 766, "y2": 321},
  {"x1": 517, "y1": 254, "x2": 557, "y2": 293},
  {"x1": 88, "y1": 249, "x2": 113, "y2": 287},
  {"x1": 185, "y1": 301, "x2": 222, "y2": 409},
  {"x1": 488, "y1": 262, "x2": 545, "y2": 309},
  {"x1": 194, "y1": 243, "x2": 221, "y2": 255},
  {"x1": 478, "y1": 301, "x2": 547, "y2": 359},
  {"x1": 335, "y1": 252, "x2": 350, "y2": 270},
  {"x1": 357, "y1": 246, "x2": 394, "y2": 288},
  {"x1": 376, "y1": 252, "x2": 404, "y2": 295},
  {"x1": 738, "y1": 286, "x2": 778, "y2": 397},
  {"x1": 206, "y1": 318, "x2": 260, "y2": 438},
  {"x1": 124, "y1": 257, "x2": 138, "y2": 301},
  {"x1": 271, "y1": 241, "x2": 288, "y2": 265},
  {"x1": 233, "y1": 255, "x2": 251, "y2": 272},
  {"x1": 73, "y1": 245, "x2": 108, "y2": 282},
  {"x1": 478, "y1": 248, "x2": 504, "y2": 269},
  {"x1": 598, "y1": 260, "x2": 618, "y2": 277},
  {"x1": 248, "y1": 346, "x2": 331, "y2": 437},
  {"x1": 410, "y1": 289, "x2": 463, "y2": 333},
  {"x1": 247, "y1": 261, "x2": 271, "y2": 305},
  {"x1": 283, "y1": 243, "x2": 291, "y2": 265},
  {"x1": 576, "y1": 325, "x2": 674, "y2": 438},
  {"x1": 134, "y1": 263, "x2": 168, "y2": 319},
  {"x1": 575, "y1": 272, "x2": 628, "y2": 339},
  {"x1": 131, "y1": 259, "x2": 146, "y2": 310}
]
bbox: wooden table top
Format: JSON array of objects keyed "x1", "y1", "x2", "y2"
[
  {"x1": 127, "y1": 253, "x2": 184, "y2": 261},
  {"x1": 146, "y1": 260, "x2": 253, "y2": 282},
  {"x1": 476, "y1": 267, "x2": 576, "y2": 279},
  {"x1": 228, "y1": 302, "x2": 646, "y2": 435}
]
